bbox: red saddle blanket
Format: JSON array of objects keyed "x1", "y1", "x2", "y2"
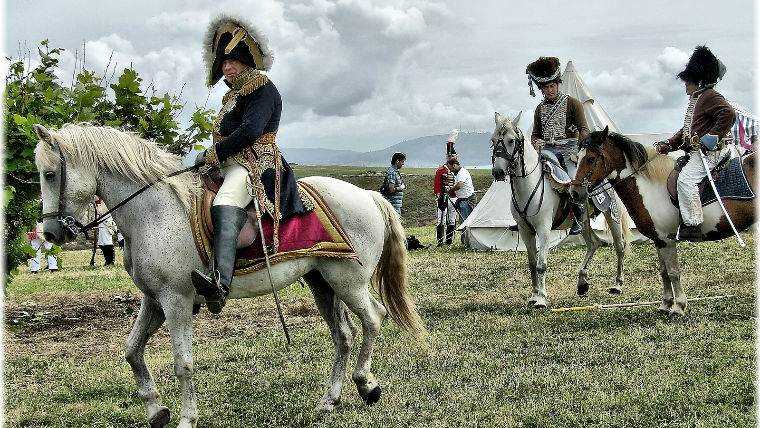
[{"x1": 190, "y1": 179, "x2": 357, "y2": 276}]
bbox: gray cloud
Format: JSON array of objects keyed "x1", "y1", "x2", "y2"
[{"x1": 5, "y1": 0, "x2": 755, "y2": 150}]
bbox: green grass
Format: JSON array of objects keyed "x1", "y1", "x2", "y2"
[{"x1": 4, "y1": 166, "x2": 756, "y2": 427}]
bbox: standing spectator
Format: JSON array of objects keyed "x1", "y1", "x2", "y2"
[
  {"x1": 448, "y1": 158, "x2": 476, "y2": 221},
  {"x1": 434, "y1": 153, "x2": 457, "y2": 245},
  {"x1": 95, "y1": 197, "x2": 116, "y2": 266},
  {"x1": 27, "y1": 222, "x2": 58, "y2": 273},
  {"x1": 381, "y1": 152, "x2": 406, "y2": 214}
]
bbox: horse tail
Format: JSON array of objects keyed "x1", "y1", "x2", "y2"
[{"x1": 370, "y1": 191, "x2": 427, "y2": 340}]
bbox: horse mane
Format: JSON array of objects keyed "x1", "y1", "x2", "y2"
[
  {"x1": 607, "y1": 132, "x2": 673, "y2": 183},
  {"x1": 35, "y1": 123, "x2": 200, "y2": 212}
]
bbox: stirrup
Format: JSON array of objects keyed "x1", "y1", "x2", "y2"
[{"x1": 192, "y1": 270, "x2": 228, "y2": 301}]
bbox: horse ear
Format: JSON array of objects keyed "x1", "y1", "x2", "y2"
[
  {"x1": 601, "y1": 125, "x2": 609, "y2": 139},
  {"x1": 494, "y1": 111, "x2": 502, "y2": 124},
  {"x1": 34, "y1": 124, "x2": 56, "y2": 149},
  {"x1": 512, "y1": 111, "x2": 523, "y2": 127}
]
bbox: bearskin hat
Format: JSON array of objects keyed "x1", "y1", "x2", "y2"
[
  {"x1": 526, "y1": 57, "x2": 562, "y2": 96},
  {"x1": 203, "y1": 14, "x2": 274, "y2": 87},
  {"x1": 677, "y1": 45, "x2": 726, "y2": 87}
]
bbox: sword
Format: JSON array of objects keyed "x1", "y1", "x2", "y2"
[
  {"x1": 252, "y1": 197, "x2": 292, "y2": 348},
  {"x1": 698, "y1": 150, "x2": 746, "y2": 247}
]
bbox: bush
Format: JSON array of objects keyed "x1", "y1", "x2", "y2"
[{"x1": 3, "y1": 40, "x2": 214, "y2": 281}]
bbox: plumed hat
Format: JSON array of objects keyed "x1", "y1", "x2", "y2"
[
  {"x1": 677, "y1": 45, "x2": 726, "y2": 88},
  {"x1": 203, "y1": 14, "x2": 274, "y2": 86},
  {"x1": 526, "y1": 57, "x2": 561, "y2": 97}
]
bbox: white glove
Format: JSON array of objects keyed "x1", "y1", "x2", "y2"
[{"x1": 397, "y1": 184, "x2": 406, "y2": 191}]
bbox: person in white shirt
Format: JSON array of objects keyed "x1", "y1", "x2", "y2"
[
  {"x1": 27, "y1": 222, "x2": 58, "y2": 273},
  {"x1": 448, "y1": 158, "x2": 476, "y2": 221},
  {"x1": 95, "y1": 197, "x2": 116, "y2": 266}
]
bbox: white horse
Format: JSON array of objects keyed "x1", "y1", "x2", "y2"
[
  {"x1": 490, "y1": 112, "x2": 631, "y2": 308},
  {"x1": 33, "y1": 123, "x2": 426, "y2": 428}
]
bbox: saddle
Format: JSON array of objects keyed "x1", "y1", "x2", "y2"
[
  {"x1": 540, "y1": 150, "x2": 571, "y2": 185},
  {"x1": 189, "y1": 173, "x2": 357, "y2": 276},
  {"x1": 540, "y1": 149, "x2": 613, "y2": 213},
  {"x1": 666, "y1": 154, "x2": 754, "y2": 207}
]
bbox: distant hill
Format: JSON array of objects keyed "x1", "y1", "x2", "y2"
[{"x1": 282, "y1": 131, "x2": 493, "y2": 168}]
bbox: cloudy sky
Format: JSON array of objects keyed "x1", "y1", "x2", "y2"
[{"x1": 5, "y1": 0, "x2": 756, "y2": 151}]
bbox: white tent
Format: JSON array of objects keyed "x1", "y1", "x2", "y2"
[{"x1": 460, "y1": 61, "x2": 657, "y2": 251}]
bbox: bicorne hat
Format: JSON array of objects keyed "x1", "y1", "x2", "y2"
[
  {"x1": 203, "y1": 14, "x2": 274, "y2": 86},
  {"x1": 526, "y1": 57, "x2": 561, "y2": 97},
  {"x1": 677, "y1": 45, "x2": 726, "y2": 88}
]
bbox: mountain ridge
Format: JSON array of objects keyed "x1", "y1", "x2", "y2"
[{"x1": 281, "y1": 131, "x2": 494, "y2": 168}]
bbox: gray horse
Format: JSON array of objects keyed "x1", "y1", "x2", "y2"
[
  {"x1": 34, "y1": 123, "x2": 426, "y2": 428},
  {"x1": 490, "y1": 112, "x2": 631, "y2": 308}
]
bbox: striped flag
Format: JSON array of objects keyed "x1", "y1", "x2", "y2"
[{"x1": 730, "y1": 103, "x2": 756, "y2": 153}]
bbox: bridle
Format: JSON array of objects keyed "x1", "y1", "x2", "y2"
[
  {"x1": 572, "y1": 138, "x2": 657, "y2": 198},
  {"x1": 492, "y1": 124, "x2": 545, "y2": 218},
  {"x1": 40, "y1": 140, "x2": 83, "y2": 236},
  {"x1": 40, "y1": 139, "x2": 197, "y2": 237}
]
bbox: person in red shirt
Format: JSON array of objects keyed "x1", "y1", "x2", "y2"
[{"x1": 434, "y1": 153, "x2": 457, "y2": 245}]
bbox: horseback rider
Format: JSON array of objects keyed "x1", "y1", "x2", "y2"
[
  {"x1": 654, "y1": 46, "x2": 736, "y2": 241},
  {"x1": 192, "y1": 15, "x2": 308, "y2": 313},
  {"x1": 526, "y1": 57, "x2": 589, "y2": 235}
]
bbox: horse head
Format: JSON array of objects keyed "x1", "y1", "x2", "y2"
[
  {"x1": 490, "y1": 111, "x2": 524, "y2": 181},
  {"x1": 570, "y1": 126, "x2": 625, "y2": 202},
  {"x1": 34, "y1": 124, "x2": 98, "y2": 244}
]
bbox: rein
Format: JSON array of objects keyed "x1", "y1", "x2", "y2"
[{"x1": 41, "y1": 140, "x2": 198, "y2": 236}]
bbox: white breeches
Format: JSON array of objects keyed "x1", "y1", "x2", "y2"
[
  {"x1": 29, "y1": 239, "x2": 57, "y2": 271},
  {"x1": 436, "y1": 199, "x2": 457, "y2": 226},
  {"x1": 213, "y1": 163, "x2": 254, "y2": 208},
  {"x1": 677, "y1": 148, "x2": 727, "y2": 226}
]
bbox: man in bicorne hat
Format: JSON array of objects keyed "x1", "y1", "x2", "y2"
[
  {"x1": 655, "y1": 46, "x2": 735, "y2": 241},
  {"x1": 526, "y1": 57, "x2": 589, "y2": 235},
  {"x1": 192, "y1": 15, "x2": 309, "y2": 313}
]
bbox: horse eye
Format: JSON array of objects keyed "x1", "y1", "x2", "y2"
[
  {"x1": 44, "y1": 171, "x2": 55, "y2": 181},
  {"x1": 585, "y1": 157, "x2": 595, "y2": 164}
]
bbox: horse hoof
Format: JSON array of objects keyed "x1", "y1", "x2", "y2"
[
  {"x1": 317, "y1": 398, "x2": 339, "y2": 412},
  {"x1": 669, "y1": 306, "x2": 685, "y2": 317},
  {"x1": 149, "y1": 407, "x2": 170, "y2": 428},
  {"x1": 532, "y1": 297, "x2": 548, "y2": 309},
  {"x1": 657, "y1": 303, "x2": 671, "y2": 314},
  {"x1": 577, "y1": 282, "x2": 589, "y2": 296},
  {"x1": 607, "y1": 286, "x2": 622, "y2": 295},
  {"x1": 362, "y1": 385, "x2": 382, "y2": 405}
]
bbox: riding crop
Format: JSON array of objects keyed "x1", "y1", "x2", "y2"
[{"x1": 550, "y1": 294, "x2": 734, "y2": 313}]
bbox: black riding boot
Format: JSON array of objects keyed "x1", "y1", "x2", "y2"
[
  {"x1": 445, "y1": 225, "x2": 456, "y2": 245},
  {"x1": 436, "y1": 224, "x2": 445, "y2": 246},
  {"x1": 192, "y1": 205, "x2": 248, "y2": 314},
  {"x1": 569, "y1": 202, "x2": 585, "y2": 235}
]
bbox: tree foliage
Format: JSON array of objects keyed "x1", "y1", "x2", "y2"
[{"x1": 3, "y1": 40, "x2": 213, "y2": 280}]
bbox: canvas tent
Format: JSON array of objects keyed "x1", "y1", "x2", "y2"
[{"x1": 460, "y1": 61, "x2": 660, "y2": 251}]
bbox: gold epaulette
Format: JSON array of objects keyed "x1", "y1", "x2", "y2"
[{"x1": 255, "y1": 132, "x2": 277, "y2": 145}]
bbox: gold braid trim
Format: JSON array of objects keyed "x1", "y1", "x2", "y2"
[{"x1": 204, "y1": 145, "x2": 220, "y2": 167}]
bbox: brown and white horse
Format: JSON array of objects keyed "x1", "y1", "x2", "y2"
[{"x1": 570, "y1": 127, "x2": 756, "y2": 315}]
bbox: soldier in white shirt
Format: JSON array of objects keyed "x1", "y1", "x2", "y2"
[{"x1": 448, "y1": 158, "x2": 476, "y2": 221}]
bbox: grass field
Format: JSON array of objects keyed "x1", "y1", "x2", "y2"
[{"x1": 4, "y1": 166, "x2": 757, "y2": 427}]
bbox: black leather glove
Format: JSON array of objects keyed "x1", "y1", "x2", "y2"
[{"x1": 654, "y1": 141, "x2": 671, "y2": 155}]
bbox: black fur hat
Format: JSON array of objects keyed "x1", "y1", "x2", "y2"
[
  {"x1": 526, "y1": 57, "x2": 562, "y2": 96},
  {"x1": 677, "y1": 45, "x2": 726, "y2": 87}
]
